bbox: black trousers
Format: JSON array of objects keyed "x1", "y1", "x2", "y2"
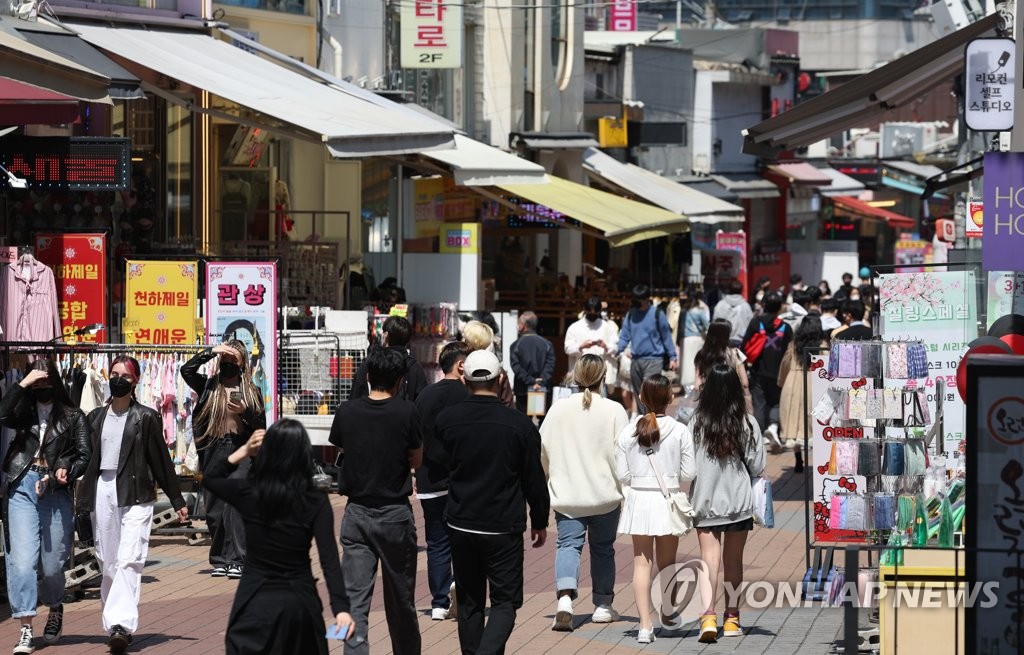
[
  {"x1": 448, "y1": 528, "x2": 524, "y2": 655},
  {"x1": 203, "y1": 438, "x2": 249, "y2": 568},
  {"x1": 340, "y1": 502, "x2": 420, "y2": 655},
  {"x1": 420, "y1": 496, "x2": 453, "y2": 609}
]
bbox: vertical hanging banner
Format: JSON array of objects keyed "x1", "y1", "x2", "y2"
[
  {"x1": 35, "y1": 233, "x2": 107, "y2": 343},
  {"x1": 983, "y1": 151, "x2": 1024, "y2": 271},
  {"x1": 124, "y1": 260, "x2": 198, "y2": 344},
  {"x1": 715, "y1": 231, "x2": 748, "y2": 297},
  {"x1": 608, "y1": 0, "x2": 637, "y2": 31},
  {"x1": 206, "y1": 262, "x2": 278, "y2": 423},
  {"x1": 400, "y1": 0, "x2": 463, "y2": 69}
]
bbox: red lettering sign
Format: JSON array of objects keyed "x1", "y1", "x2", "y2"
[{"x1": 34, "y1": 233, "x2": 107, "y2": 343}]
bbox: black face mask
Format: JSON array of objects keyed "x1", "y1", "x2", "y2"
[
  {"x1": 630, "y1": 300, "x2": 641, "y2": 309},
  {"x1": 585, "y1": 313, "x2": 601, "y2": 322},
  {"x1": 31, "y1": 387, "x2": 54, "y2": 404},
  {"x1": 219, "y1": 363, "x2": 241, "y2": 379},
  {"x1": 109, "y1": 376, "x2": 133, "y2": 398}
]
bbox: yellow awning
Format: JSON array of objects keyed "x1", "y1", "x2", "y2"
[{"x1": 497, "y1": 175, "x2": 689, "y2": 246}]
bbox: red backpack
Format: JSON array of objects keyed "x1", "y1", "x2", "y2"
[{"x1": 743, "y1": 317, "x2": 787, "y2": 364}]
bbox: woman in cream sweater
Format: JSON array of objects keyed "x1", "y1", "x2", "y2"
[{"x1": 540, "y1": 355, "x2": 629, "y2": 632}]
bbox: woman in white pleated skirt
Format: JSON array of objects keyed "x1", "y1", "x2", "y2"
[{"x1": 615, "y1": 375, "x2": 696, "y2": 644}]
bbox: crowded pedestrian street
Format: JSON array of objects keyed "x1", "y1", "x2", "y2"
[{"x1": 0, "y1": 449, "x2": 841, "y2": 654}]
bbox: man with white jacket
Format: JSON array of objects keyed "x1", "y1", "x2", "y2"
[
  {"x1": 563, "y1": 296, "x2": 619, "y2": 392},
  {"x1": 713, "y1": 280, "x2": 753, "y2": 346}
]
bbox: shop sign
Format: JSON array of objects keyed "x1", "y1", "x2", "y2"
[
  {"x1": 964, "y1": 38, "x2": 1015, "y2": 131},
  {"x1": 124, "y1": 260, "x2": 198, "y2": 345},
  {"x1": 439, "y1": 222, "x2": 479, "y2": 254},
  {"x1": 608, "y1": 0, "x2": 636, "y2": 31},
  {"x1": 809, "y1": 351, "x2": 871, "y2": 544},
  {"x1": 0, "y1": 137, "x2": 130, "y2": 190},
  {"x1": 400, "y1": 0, "x2": 462, "y2": 69},
  {"x1": 983, "y1": 152, "x2": 1024, "y2": 271},
  {"x1": 0, "y1": 247, "x2": 15, "y2": 265},
  {"x1": 206, "y1": 262, "x2": 278, "y2": 423},
  {"x1": 966, "y1": 355, "x2": 1024, "y2": 654},
  {"x1": 413, "y1": 178, "x2": 478, "y2": 238},
  {"x1": 699, "y1": 249, "x2": 739, "y2": 283},
  {"x1": 34, "y1": 233, "x2": 106, "y2": 343},
  {"x1": 967, "y1": 194, "x2": 983, "y2": 239},
  {"x1": 893, "y1": 236, "x2": 931, "y2": 271},
  {"x1": 987, "y1": 271, "x2": 1024, "y2": 329},
  {"x1": 715, "y1": 231, "x2": 747, "y2": 297}
]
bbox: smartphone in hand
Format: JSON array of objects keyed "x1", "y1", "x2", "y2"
[
  {"x1": 229, "y1": 390, "x2": 242, "y2": 403},
  {"x1": 326, "y1": 625, "x2": 349, "y2": 640}
]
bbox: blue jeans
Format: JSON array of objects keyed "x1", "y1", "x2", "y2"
[
  {"x1": 420, "y1": 496, "x2": 453, "y2": 609},
  {"x1": 554, "y1": 508, "x2": 620, "y2": 606},
  {"x1": 5, "y1": 469, "x2": 73, "y2": 618}
]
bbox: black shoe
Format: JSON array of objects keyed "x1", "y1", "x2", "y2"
[
  {"x1": 794, "y1": 451, "x2": 805, "y2": 473},
  {"x1": 108, "y1": 625, "x2": 132, "y2": 654},
  {"x1": 43, "y1": 604, "x2": 63, "y2": 644}
]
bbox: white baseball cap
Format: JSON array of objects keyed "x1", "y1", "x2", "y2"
[{"x1": 463, "y1": 350, "x2": 502, "y2": 382}]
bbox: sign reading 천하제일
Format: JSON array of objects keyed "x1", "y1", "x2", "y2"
[{"x1": 983, "y1": 152, "x2": 1024, "y2": 271}]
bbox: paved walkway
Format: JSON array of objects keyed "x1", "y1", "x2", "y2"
[{"x1": 0, "y1": 449, "x2": 847, "y2": 654}]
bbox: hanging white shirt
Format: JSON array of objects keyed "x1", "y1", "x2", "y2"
[{"x1": 34, "y1": 402, "x2": 53, "y2": 459}]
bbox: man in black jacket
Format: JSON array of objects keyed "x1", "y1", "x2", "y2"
[
  {"x1": 414, "y1": 341, "x2": 471, "y2": 621},
  {"x1": 350, "y1": 316, "x2": 429, "y2": 402},
  {"x1": 509, "y1": 311, "x2": 555, "y2": 415},
  {"x1": 740, "y1": 291, "x2": 792, "y2": 450},
  {"x1": 431, "y1": 350, "x2": 550, "y2": 655}
]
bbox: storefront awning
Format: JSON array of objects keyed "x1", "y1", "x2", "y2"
[
  {"x1": 766, "y1": 162, "x2": 833, "y2": 186},
  {"x1": 498, "y1": 175, "x2": 689, "y2": 246},
  {"x1": 742, "y1": 12, "x2": 1001, "y2": 157},
  {"x1": 832, "y1": 195, "x2": 916, "y2": 229},
  {"x1": 0, "y1": 76, "x2": 80, "y2": 124},
  {"x1": 511, "y1": 132, "x2": 600, "y2": 149},
  {"x1": 0, "y1": 24, "x2": 110, "y2": 104},
  {"x1": 583, "y1": 147, "x2": 744, "y2": 225},
  {"x1": 816, "y1": 166, "x2": 866, "y2": 197},
  {"x1": 711, "y1": 173, "x2": 779, "y2": 199},
  {"x1": 71, "y1": 24, "x2": 456, "y2": 156},
  {"x1": 17, "y1": 30, "x2": 143, "y2": 100},
  {"x1": 423, "y1": 135, "x2": 547, "y2": 186}
]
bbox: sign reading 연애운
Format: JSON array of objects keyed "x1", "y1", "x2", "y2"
[{"x1": 983, "y1": 152, "x2": 1024, "y2": 271}]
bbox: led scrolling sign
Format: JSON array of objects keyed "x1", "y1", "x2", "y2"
[{"x1": 0, "y1": 137, "x2": 131, "y2": 191}]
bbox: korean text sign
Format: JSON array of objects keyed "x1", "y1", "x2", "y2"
[
  {"x1": 983, "y1": 152, "x2": 1024, "y2": 271},
  {"x1": 124, "y1": 260, "x2": 198, "y2": 345},
  {"x1": 400, "y1": 0, "x2": 462, "y2": 69},
  {"x1": 964, "y1": 38, "x2": 1015, "y2": 131},
  {"x1": 715, "y1": 231, "x2": 748, "y2": 297},
  {"x1": 206, "y1": 262, "x2": 278, "y2": 423},
  {"x1": 34, "y1": 233, "x2": 106, "y2": 343},
  {"x1": 608, "y1": 0, "x2": 637, "y2": 31}
]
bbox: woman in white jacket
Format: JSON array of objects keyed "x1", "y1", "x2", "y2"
[
  {"x1": 540, "y1": 355, "x2": 629, "y2": 632},
  {"x1": 615, "y1": 374, "x2": 696, "y2": 644}
]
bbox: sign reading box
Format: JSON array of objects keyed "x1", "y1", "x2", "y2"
[
  {"x1": 439, "y1": 222, "x2": 479, "y2": 254},
  {"x1": 400, "y1": 0, "x2": 462, "y2": 69},
  {"x1": 964, "y1": 38, "x2": 1015, "y2": 131}
]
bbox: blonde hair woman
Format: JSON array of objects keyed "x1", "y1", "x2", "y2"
[
  {"x1": 182, "y1": 341, "x2": 266, "y2": 579},
  {"x1": 540, "y1": 355, "x2": 629, "y2": 632},
  {"x1": 461, "y1": 320, "x2": 515, "y2": 408}
]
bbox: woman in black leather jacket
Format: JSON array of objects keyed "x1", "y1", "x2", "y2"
[
  {"x1": 76, "y1": 354, "x2": 188, "y2": 654},
  {"x1": 0, "y1": 358, "x2": 91, "y2": 653},
  {"x1": 181, "y1": 340, "x2": 266, "y2": 580}
]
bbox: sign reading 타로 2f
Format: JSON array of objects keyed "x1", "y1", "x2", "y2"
[
  {"x1": 608, "y1": 0, "x2": 636, "y2": 31},
  {"x1": 401, "y1": 0, "x2": 462, "y2": 69}
]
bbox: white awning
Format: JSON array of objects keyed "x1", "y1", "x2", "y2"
[
  {"x1": 583, "y1": 148, "x2": 744, "y2": 225},
  {"x1": 815, "y1": 165, "x2": 866, "y2": 197},
  {"x1": 742, "y1": 12, "x2": 1000, "y2": 157},
  {"x1": 71, "y1": 24, "x2": 455, "y2": 157},
  {"x1": 423, "y1": 135, "x2": 547, "y2": 186}
]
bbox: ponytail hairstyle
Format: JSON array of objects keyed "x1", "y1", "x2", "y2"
[
  {"x1": 633, "y1": 374, "x2": 673, "y2": 448},
  {"x1": 572, "y1": 354, "x2": 606, "y2": 410},
  {"x1": 109, "y1": 354, "x2": 141, "y2": 401}
]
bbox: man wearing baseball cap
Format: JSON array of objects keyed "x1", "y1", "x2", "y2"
[{"x1": 428, "y1": 350, "x2": 550, "y2": 655}]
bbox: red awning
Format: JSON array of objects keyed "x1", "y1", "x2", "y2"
[
  {"x1": 0, "y1": 77, "x2": 80, "y2": 125},
  {"x1": 831, "y1": 196, "x2": 916, "y2": 229}
]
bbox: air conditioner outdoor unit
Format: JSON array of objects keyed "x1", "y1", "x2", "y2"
[{"x1": 880, "y1": 123, "x2": 938, "y2": 159}]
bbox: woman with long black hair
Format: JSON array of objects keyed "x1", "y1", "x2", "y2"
[
  {"x1": 181, "y1": 340, "x2": 266, "y2": 579},
  {"x1": 689, "y1": 363, "x2": 765, "y2": 644},
  {"x1": 778, "y1": 315, "x2": 829, "y2": 471},
  {"x1": 203, "y1": 419, "x2": 355, "y2": 654},
  {"x1": 693, "y1": 319, "x2": 752, "y2": 414},
  {"x1": 0, "y1": 358, "x2": 91, "y2": 653},
  {"x1": 77, "y1": 354, "x2": 188, "y2": 653}
]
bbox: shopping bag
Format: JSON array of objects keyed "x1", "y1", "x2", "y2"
[
  {"x1": 751, "y1": 476, "x2": 775, "y2": 528},
  {"x1": 526, "y1": 390, "x2": 548, "y2": 416},
  {"x1": 675, "y1": 387, "x2": 699, "y2": 424}
]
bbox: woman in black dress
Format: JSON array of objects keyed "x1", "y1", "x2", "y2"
[{"x1": 202, "y1": 418, "x2": 354, "y2": 654}]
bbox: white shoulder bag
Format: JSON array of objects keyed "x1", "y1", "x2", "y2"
[{"x1": 645, "y1": 448, "x2": 695, "y2": 536}]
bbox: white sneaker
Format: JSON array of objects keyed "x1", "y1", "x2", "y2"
[
  {"x1": 764, "y1": 424, "x2": 782, "y2": 448},
  {"x1": 784, "y1": 439, "x2": 798, "y2": 449},
  {"x1": 637, "y1": 627, "x2": 656, "y2": 644},
  {"x1": 449, "y1": 581, "x2": 457, "y2": 619},
  {"x1": 552, "y1": 595, "x2": 573, "y2": 631},
  {"x1": 431, "y1": 607, "x2": 450, "y2": 621},
  {"x1": 591, "y1": 605, "x2": 619, "y2": 623},
  {"x1": 13, "y1": 626, "x2": 34, "y2": 654}
]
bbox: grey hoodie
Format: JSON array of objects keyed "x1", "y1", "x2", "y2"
[
  {"x1": 688, "y1": 413, "x2": 766, "y2": 527},
  {"x1": 713, "y1": 294, "x2": 754, "y2": 343}
]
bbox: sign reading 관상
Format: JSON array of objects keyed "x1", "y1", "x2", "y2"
[
  {"x1": 400, "y1": 0, "x2": 462, "y2": 69},
  {"x1": 983, "y1": 152, "x2": 1024, "y2": 271}
]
